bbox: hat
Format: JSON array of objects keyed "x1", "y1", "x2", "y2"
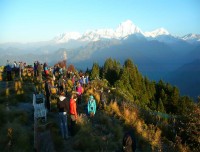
[{"x1": 89, "y1": 95, "x2": 94, "y2": 100}]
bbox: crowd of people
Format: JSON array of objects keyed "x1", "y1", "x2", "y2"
[
  {"x1": 32, "y1": 61, "x2": 96, "y2": 140},
  {"x1": 4, "y1": 59, "x2": 95, "y2": 138},
  {"x1": 5, "y1": 60, "x2": 27, "y2": 80},
  {"x1": 4, "y1": 59, "x2": 136, "y2": 151}
]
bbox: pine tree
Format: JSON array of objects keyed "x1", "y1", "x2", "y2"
[
  {"x1": 90, "y1": 63, "x2": 100, "y2": 80},
  {"x1": 115, "y1": 58, "x2": 152, "y2": 106},
  {"x1": 103, "y1": 58, "x2": 121, "y2": 85},
  {"x1": 157, "y1": 98, "x2": 165, "y2": 112}
]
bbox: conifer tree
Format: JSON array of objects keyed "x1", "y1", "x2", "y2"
[
  {"x1": 90, "y1": 62, "x2": 99, "y2": 80},
  {"x1": 157, "y1": 98, "x2": 165, "y2": 112},
  {"x1": 171, "y1": 86, "x2": 180, "y2": 106},
  {"x1": 103, "y1": 58, "x2": 121, "y2": 85},
  {"x1": 115, "y1": 58, "x2": 151, "y2": 106}
]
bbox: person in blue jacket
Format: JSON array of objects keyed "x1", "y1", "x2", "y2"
[{"x1": 87, "y1": 95, "x2": 96, "y2": 117}]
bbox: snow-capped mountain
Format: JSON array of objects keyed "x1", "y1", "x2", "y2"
[
  {"x1": 54, "y1": 20, "x2": 200, "y2": 44},
  {"x1": 1, "y1": 20, "x2": 200, "y2": 99},
  {"x1": 181, "y1": 34, "x2": 200, "y2": 42},
  {"x1": 80, "y1": 29, "x2": 115, "y2": 41},
  {"x1": 54, "y1": 20, "x2": 143, "y2": 43},
  {"x1": 54, "y1": 32, "x2": 82, "y2": 43},
  {"x1": 144, "y1": 28, "x2": 169, "y2": 37},
  {"x1": 115, "y1": 20, "x2": 143, "y2": 38}
]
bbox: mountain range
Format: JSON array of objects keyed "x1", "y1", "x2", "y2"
[
  {"x1": 53, "y1": 20, "x2": 200, "y2": 44},
  {"x1": 0, "y1": 20, "x2": 200, "y2": 99}
]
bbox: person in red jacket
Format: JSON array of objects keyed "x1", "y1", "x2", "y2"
[{"x1": 69, "y1": 93, "x2": 78, "y2": 136}]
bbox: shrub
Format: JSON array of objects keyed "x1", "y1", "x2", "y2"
[
  {"x1": 2, "y1": 122, "x2": 33, "y2": 151},
  {"x1": 0, "y1": 105, "x2": 6, "y2": 127}
]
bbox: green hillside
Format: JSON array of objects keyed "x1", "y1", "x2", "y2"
[{"x1": 0, "y1": 58, "x2": 199, "y2": 152}]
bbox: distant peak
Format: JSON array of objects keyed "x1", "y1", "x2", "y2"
[
  {"x1": 54, "y1": 32, "x2": 81, "y2": 43},
  {"x1": 115, "y1": 20, "x2": 142, "y2": 37},
  {"x1": 53, "y1": 20, "x2": 175, "y2": 43},
  {"x1": 144, "y1": 28, "x2": 169, "y2": 37},
  {"x1": 182, "y1": 33, "x2": 200, "y2": 41},
  {"x1": 158, "y1": 28, "x2": 169, "y2": 34},
  {"x1": 118, "y1": 20, "x2": 136, "y2": 29},
  {"x1": 121, "y1": 20, "x2": 133, "y2": 25}
]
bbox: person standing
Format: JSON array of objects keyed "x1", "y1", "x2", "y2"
[
  {"x1": 34, "y1": 61, "x2": 38, "y2": 77},
  {"x1": 57, "y1": 91, "x2": 70, "y2": 140},
  {"x1": 44, "y1": 79, "x2": 51, "y2": 111},
  {"x1": 6, "y1": 60, "x2": 12, "y2": 81},
  {"x1": 43, "y1": 62, "x2": 49, "y2": 78},
  {"x1": 19, "y1": 62, "x2": 23, "y2": 79},
  {"x1": 82, "y1": 76, "x2": 86, "y2": 88},
  {"x1": 37, "y1": 62, "x2": 42, "y2": 81},
  {"x1": 87, "y1": 95, "x2": 96, "y2": 117},
  {"x1": 100, "y1": 89, "x2": 107, "y2": 110},
  {"x1": 58, "y1": 75, "x2": 65, "y2": 94},
  {"x1": 76, "y1": 83, "x2": 83, "y2": 105},
  {"x1": 69, "y1": 94, "x2": 78, "y2": 136},
  {"x1": 85, "y1": 75, "x2": 89, "y2": 86},
  {"x1": 122, "y1": 131, "x2": 136, "y2": 152}
]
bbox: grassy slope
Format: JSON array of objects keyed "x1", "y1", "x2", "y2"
[{"x1": 0, "y1": 73, "x2": 192, "y2": 152}]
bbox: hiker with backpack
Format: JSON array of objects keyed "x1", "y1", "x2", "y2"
[{"x1": 57, "y1": 90, "x2": 70, "y2": 140}]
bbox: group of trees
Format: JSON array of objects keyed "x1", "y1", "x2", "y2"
[
  {"x1": 89, "y1": 58, "x2": 195, "y2": 115},
  {"x1": 89, "y1": 58, "x2": 199, "y2": 151}
]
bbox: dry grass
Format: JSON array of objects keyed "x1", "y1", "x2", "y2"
[
  {"x1": 76, "y1": 114, "x2": 88, "y2": 126},
  {"x1": 151, "y1": 128, "x2": 162, "y2": 147},
  {"x1": 108, "y1": 101, "x2": 122, "y2": 117},
  {"x1": 123, "y1": 108, "x2": 138, "y2": 125},
  {"x1": 0, "y1": 81, "x2": 33, "y2": 150},
  {"x1": 105, "y1": 100, "x2": 165, "y2": 150},
  {"x1": 93, "y1": 92, "x2": 100, "y2": 104},
  {"x1": 73, "y1": 112, "x2": 123, "y2": 151},
  {"x1": 15, "y1": 81, "x2": 24, "y2": 95}
]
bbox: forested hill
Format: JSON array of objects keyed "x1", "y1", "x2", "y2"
[
  {"x1": 89, "y1": 58, "x2": 199, "y2": 113},
  {"x1": 89, "y1": 58, "x2": 200, "y2": 151},
  {"x1": 0, "y1": 58, "x2": 199, "y2": 151}
]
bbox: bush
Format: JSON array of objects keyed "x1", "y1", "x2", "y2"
[
  {"x1": 0, "y1": 105, "x2": 6, "y2": 127},
  {"x1": 1, "y1": 122, "x2": 33, "y2": 151}
]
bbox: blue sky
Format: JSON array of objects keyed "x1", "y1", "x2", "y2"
[{"x1": 0, "y1": 0, "x2": 199, "y2": 43}]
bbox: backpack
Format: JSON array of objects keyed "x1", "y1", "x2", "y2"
[{"x1": 122, "y1": 132, "x2": 136, "y2": 152}]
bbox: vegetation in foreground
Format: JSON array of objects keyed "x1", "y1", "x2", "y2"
[{"x1": 0, "y1": 58, "x2": 199, "y2": 151}]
